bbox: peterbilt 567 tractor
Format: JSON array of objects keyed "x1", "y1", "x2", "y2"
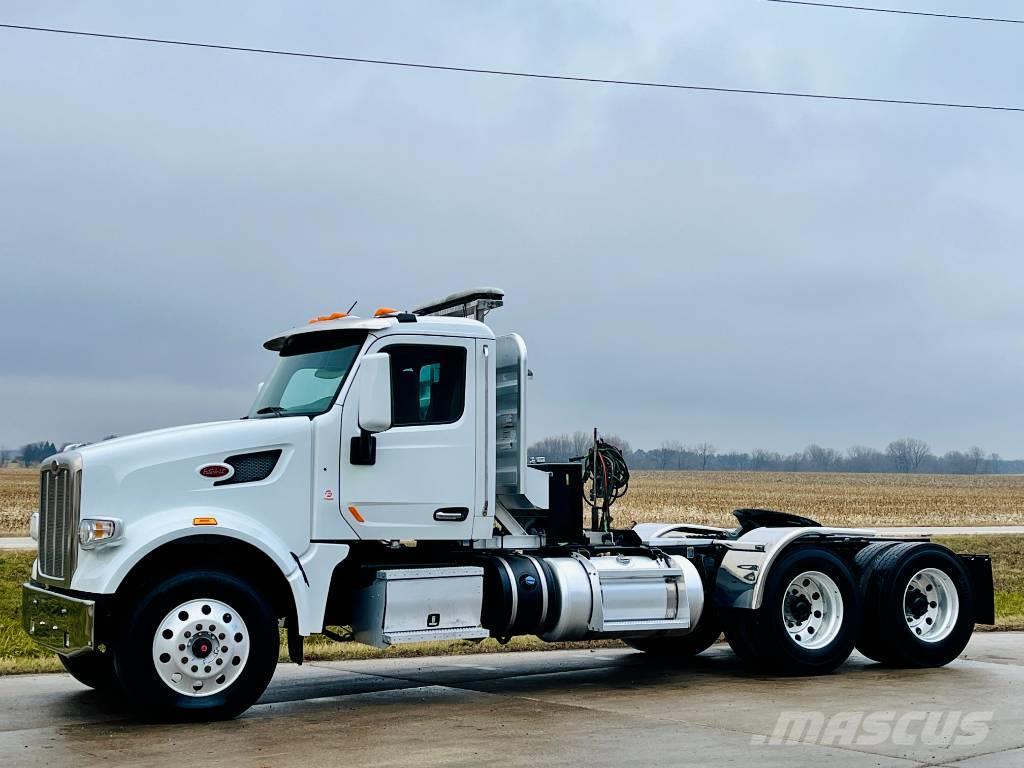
[{"x1": 23, "y1": 288, "x2": 994, "y2": 720}]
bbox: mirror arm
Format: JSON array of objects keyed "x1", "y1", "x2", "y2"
[{"x1": 350, "y1": 428, "x2": 377, "y2": 466}]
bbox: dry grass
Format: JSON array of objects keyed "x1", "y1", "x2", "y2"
[
  {"x1": 3, "y1": 467, "x2": 1023, "y2": 536},
  {"x1": 616, "y1": 471, "x2": 1024, "y2": 529},
  {"x1": 0, "y1": 468, "x2": 36, "y2": 536}
]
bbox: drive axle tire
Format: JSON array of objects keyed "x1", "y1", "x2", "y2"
[
  {"x1": 113, "y1": 569, "x2": 279, "y2": 721},
  {"x1": 60, "y1": 650, "x2": 118, "y2": 691},
  {"x1": 725, "y1": 546, "x2": 860, "y2": 675},
  {"x1": 851, "y1": 541, "x2": 905, "y2": 663},
  {"x1": 625, "y1": 605, "x2": 722, "y2": 659},
  {"x1": 855, "y1": 542, "x2": 974, "y2": 668}
]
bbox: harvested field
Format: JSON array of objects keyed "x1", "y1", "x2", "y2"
[
  {"x1": 1, "y1": 467, "x2": 1022, "y2": 536},
  {"x1": 615, "y1": 471, "x2": 1024, "y2": 529},
  {"x1": 0, "y1": 468, "x2": 35, "y2": 537}
]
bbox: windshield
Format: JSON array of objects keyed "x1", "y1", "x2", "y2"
[{"x1": 248, "y1": 330, "x2": 367, "y2": 419}]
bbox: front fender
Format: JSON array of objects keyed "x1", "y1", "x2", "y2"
[
  {"x1": 71, "y1": 507, "x2": 299, "y2": 595},
  {"x1": 71, "y1": 507, "x2": 350, "y2": 635}
]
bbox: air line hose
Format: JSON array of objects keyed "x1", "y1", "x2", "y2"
[{"x1": 579, "y1": 439, "x2": 630, "y2": 532}]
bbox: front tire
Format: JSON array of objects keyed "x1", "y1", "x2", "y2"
[
  {"x1": 856, "y1": 542, "x2": 974, "y2": 668},
  {"x1": 60, "y1": 650, "x2": 118, "y2": 691},
  {"x1": 113, "y1": 569, "x2": 279, "y2": 721},
  {"x1": 725, "y1": 546, "x2": 861, "y2": 675}
]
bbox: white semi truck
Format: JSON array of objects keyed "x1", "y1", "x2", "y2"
[{"x1": 23, "y1": 288, "x2": 994, "y2": 720}]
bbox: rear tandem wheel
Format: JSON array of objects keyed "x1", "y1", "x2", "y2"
[
  {"x1": 855, "y1": 542, "x2": 975, "y2": 668},
  {"x1": 725, "y1": 545, "x2": 862, "y2": 675}
]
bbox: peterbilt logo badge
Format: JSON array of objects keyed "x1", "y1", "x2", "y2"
[{"x1": 197, "y1": 463, "x2": 234, "y2": 480}]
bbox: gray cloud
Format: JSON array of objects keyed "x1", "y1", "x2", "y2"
[{"x1": 1, "y1": 0, "x2": 1021, "y2": 455}]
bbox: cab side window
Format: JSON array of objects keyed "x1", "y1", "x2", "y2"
[{"x1": 386, "y1": 345, "x2": 467, "y2": 426}]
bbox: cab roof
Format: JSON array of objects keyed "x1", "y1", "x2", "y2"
[{"x1": 263, "y1": 314, "x2": 494, "y2": 351}]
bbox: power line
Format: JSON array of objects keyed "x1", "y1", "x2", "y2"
[
  {"x1": 763, "y1": 0, "x2": 1024, "y2": 25},
  {"x1": 1, "y1": 21, "x2": 1022, "y2": 113}
]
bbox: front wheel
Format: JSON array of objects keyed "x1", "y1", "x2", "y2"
[
  {"x1": 113, "y1": 570, "x2": 280, "y2": 721},
  {"x1": 725, "y1": 546, "x2": 861, "y2": 675},
  {"x1": 60, "y1": 650, "x2": 118, "y2": 691}
]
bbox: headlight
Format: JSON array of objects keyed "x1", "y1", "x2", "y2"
[
  {"x1": 79, "y1": 518, "x2": 124, "y2": 549},
  {"x1": 29, "y1": 512, "x2": 39, "y2": 541}
]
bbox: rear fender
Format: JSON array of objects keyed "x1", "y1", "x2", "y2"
[{"x1": 714, "y1": 526, "x2": 876, "y2": 610}]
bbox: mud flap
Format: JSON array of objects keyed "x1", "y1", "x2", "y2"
[
  {"x1": 287, "y1": 617, "x2": 304, "y2": 665},
  {"x1": 959, "y1": 554, "x2": 995, "y2": 625}
]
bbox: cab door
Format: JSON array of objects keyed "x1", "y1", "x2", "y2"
[{"x1": 339, "y1": 335, "x2": 479, "y2": 540}]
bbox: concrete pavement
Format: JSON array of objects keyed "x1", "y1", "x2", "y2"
[
  {"x1": 0, "y1": 538, "x2": 34, "y2": 551},
  {"x1": 1, "y1": 633, "x2": 1022, "y2": 767}
]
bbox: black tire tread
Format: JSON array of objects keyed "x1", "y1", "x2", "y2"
[
  {"x1": 856, "y1": 542, "x2": 974, "y2": 668},
  {"x1": 853, "y1": 542, "x2": 908, "y2": 663},
  {"x1": 725, "y1": 545, "x2": 860, "y2": 675},
  {"x1": 626, "y1": 606, "x2": 723, "y2": 659},
  {"x1": 724, "y1": 608, "x2": 770, "y2": 668},
  {"x1": 112, "y1": 569, "x2": 279, "y2": 721}
]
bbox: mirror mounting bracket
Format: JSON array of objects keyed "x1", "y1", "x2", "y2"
[{"x1": 350, "y1": 429, "x2": 377, "y2": 466}]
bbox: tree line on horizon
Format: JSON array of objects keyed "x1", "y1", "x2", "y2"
[
  {"x1": 0, "y1": 438, "x2": 120, "y2": 467},
  {"x1": 0, "y1": 441, "x2": 59, "y2": 467},
  {"x1": 4, "y1": 434, "x2": 1020, "y2": 476},
  {"x1": 528, "y1": 432, "x2": 1024, "y2": 475}
]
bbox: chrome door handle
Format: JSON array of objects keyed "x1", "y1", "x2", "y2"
[{"x1": 433, "y1": 507, "x2": 469, "y2": 522}]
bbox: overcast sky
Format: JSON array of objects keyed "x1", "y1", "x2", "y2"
[{"x1": 1, "y1": 0, "x2": 1022, "y2": 457}]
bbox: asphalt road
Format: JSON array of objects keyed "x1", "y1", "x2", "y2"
[{"x1": 2, "y1": 633, "x2": 1022, "y2": 767}]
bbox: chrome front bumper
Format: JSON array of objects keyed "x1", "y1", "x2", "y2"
[{"x1": 22, "y1": 582, "x2": 95, "y2": 656}]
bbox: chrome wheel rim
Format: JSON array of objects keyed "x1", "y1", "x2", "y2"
[
  {"x1": 152, "y1": 599, "x2": 250, "y2": 697},
  {"x1": 904, "y1": 568, "x2": 959, "y2": 643},
  {"x1": 782, "y1": 570, "x2": 844, "y2": 650}
]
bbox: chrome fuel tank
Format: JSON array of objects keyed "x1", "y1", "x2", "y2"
[{"x1": 538, "y1": 553, "x2": 704, "y2": 641}]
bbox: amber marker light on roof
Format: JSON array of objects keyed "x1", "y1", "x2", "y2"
[
  {"x1": 307, "y1": 312, "x2": 348, "y2": 324},
  {"x1": 374, "y1": 307, "x2": 398, "y2": 317}
]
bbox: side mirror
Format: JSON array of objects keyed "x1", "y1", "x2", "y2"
[
  {"x1": 357, "y1": 353, "x2": 392, "y2": 433},
  {"x1": 351, "y1": 353, "x2": 392, "y2": 465}
]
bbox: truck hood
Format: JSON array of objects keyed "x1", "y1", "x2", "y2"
[{"x1": 73, "y1": 417, "x2": 314, "y2": 525}]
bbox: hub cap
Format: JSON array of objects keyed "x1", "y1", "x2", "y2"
[
  {"x1": 152, "y1": 599, "x2": 250, "y2": 697},
  {"x1": 782, "y1": 570, "x2": 844, "y2": 650},
  {"x1": 904, "y1": 568, "x2": 959, "y2": 643}
]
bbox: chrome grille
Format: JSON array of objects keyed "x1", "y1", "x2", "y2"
[{"x1": 38, "y1": 463, "x2": 80, "y2": 584}]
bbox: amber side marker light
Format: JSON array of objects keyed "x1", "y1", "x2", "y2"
[
  {"x1": 193, "y1": 517, "x2": 218, "y2": 526},
  {"x1": 308, "y1": 312, "x2": 348, "y2": 324},
  {"x1": 348, "y1": 506, "x2": 365, "y2": 523}
]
